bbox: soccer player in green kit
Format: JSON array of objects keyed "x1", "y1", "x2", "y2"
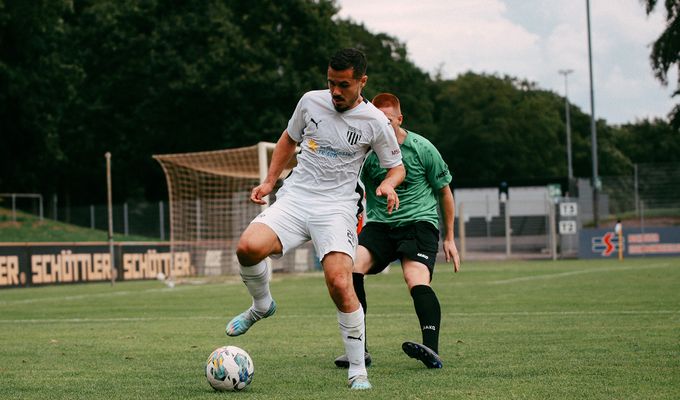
[{"x1": 335, "y1": 93, "x2": 461, "y2": 369}]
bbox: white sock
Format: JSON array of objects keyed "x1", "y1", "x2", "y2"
[
  {"x1": 240, "y1": 260, "x2": 272, "y2": 313},
  {"x1": 337, "y1": 308, "x2": 367, "y2": 379}
]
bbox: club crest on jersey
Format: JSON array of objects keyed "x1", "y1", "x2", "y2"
[{"x1": 346, "y1": 126, "x2": 362, "y2": 145}]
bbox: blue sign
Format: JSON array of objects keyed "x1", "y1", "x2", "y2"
[{"x1": 579, "y1": 227, "x2": 680, "y2": 259}]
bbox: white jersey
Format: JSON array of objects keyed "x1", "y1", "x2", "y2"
[{"x1": 278, "y1": 89, "x2": 402, "y2": 206}]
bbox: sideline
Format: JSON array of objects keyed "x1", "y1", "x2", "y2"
[{"x1": 1, "y1": 309, "x2": 678, "y2": 324}]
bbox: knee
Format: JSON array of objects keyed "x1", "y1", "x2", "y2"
[
  {"x1": 236, "y1": 238, "x2": 264, "y2": 266},
  {"x1": 326, "y1": 272, "x2": 352, "y2": 297}
]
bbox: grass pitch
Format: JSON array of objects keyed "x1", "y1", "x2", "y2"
[{"x1": 1, "y1": 258, "x2": 679, "y2": 399}]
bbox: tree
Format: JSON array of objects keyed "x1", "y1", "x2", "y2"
[
  {"x1": 2, "y1": 0, "x2": 672, "y2": 211},
  {"x1": 0, "y1": 0, "x2": 82, "y2": 195},
  {"x1": 614, "y1": 118, "x2": 680, "y2": 163},
  {"x1": 642, "y1": 0, "x2": 680, "y2": 128},
  {"x1": 55, "y1": 0, "x2": 345, "y2": 202},
  {"x1": 432, "y1": 73, "x2": 566, "y2": 185},
  {"x1": 335, "y1": 19, "x2": 436, "y2": 135}
]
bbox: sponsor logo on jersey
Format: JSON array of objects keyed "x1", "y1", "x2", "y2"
[
  {"x1": 391, "y1": 149, "x2": 401, "y2": 155},
  {"x1": 308, "y1": 138, "x2": 356, "y2": 158},
  {"x1": 310, "y1": 117, "x2": 322, "y2": 129},
  {"x1": 307, "y1": 138, "x2": 319, "y2": 152},
  {"x1": 436, "y1": 169, "x2": 449, "y2": 179},
  {"x1": 346, "y1": 126, "x2": 362, "y2": 145}
]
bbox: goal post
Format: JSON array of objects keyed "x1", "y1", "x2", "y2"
[{"x1": 153, "y1": 142, "x2": 303, "y2": 277}]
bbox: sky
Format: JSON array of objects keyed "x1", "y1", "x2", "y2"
[{"x1": 335, "y1": 0, "x2": 677, "y2": 125}]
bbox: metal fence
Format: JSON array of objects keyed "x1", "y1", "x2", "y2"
[
  {"x1": 61, "y1": 201, "x2": 169, "y2": 239},
  {"x1": 2, "y1": 196, "x2": 170, "y2": 240},
  {"x1": 600, "y1": 162, "x2": 680, "y2": 219},
  {"x1": 4, "y1": 163, "x2": 677, "y2": 261},
  {"x1": 0, "y1": 193, "x2": 44, "y2": 222}
]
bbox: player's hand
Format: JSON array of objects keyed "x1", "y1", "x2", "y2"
[
  {"x1": 250, "y1": 182, "x2": 275, "y2": 205},
  {"x1": 376, "y1": 184, "x2": 399, "y2": 214},
  {"x1": 443, "y1": 239, "x2": 460, "y2": 272}
]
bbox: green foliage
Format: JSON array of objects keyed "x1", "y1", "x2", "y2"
[
  {"x1": 432, "y1": 73, "x2": 567, "y2": 184},
  {"x1": 642, "y1": 0, "x2": 680, "y2": 127},
  {"x1": 0, "y1": 0, "x2": 83, "y2": 194},
  {"x1": 336, "y1": 20, "x2": 437, "y2": 135},
  {"x1": 614, "y1": 118, "x2": 680, "y2": 163},
  {"x1": 0, "y1": 0, "x2": 676, "y2": 205},
  {"x1": 1, "y1": 258, "x2": 679, "y2": 399}
]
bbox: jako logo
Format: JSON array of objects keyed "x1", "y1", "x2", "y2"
[
  {"x1": 417, "y1": 253, "x2": 429, "y2": 260},
  {"x1": 422, "y1": 325, "x2": 436, "y2": 331}
]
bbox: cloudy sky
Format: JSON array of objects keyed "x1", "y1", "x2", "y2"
[{"x1": 336, "y1": 0, "x2": 677, "y2": 125}]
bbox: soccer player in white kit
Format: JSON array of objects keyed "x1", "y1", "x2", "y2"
[{"x1": 225, "y1": 48, "x2": 405, "y2": 390}]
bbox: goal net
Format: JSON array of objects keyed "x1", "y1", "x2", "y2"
[{"x1": 153, "y1": 142, "x2": 314, "y2": 277}]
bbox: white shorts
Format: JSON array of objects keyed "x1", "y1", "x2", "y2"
[{"x1": 251, "y1": 196, "x2": 358, "y2": 262}]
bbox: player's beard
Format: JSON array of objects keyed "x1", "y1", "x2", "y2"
[{"x1": 333, "y1": 90, "x2": 361, "y2": 112}]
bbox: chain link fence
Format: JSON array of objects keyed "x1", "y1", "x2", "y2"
[
  {"x1": 4, "y1": 163, "x2": 677, "y2": 259},
  {"x1": 599, "y1": 162, "x2": 680, "y2": 223},
  {"x1": 1, "y1": 195, "x2": 169, "y2": 240}
]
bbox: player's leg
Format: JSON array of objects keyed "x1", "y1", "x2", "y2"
[
  {"x1": 322, "y1": 251, "x2": 370, "y2": 389},
  {"x1": 397, "y1": 222, "x2": 443, "y2": 368},
  {"x1": 334, "y1": 221, "x2": 395, "y2": 368},
  {"x1": 310, "y1": 211, "x2": 370, "y2": 389},
  {"x1": 353, "y1": 245, "x2": 372, "y2": 348},
  {"x1": 353, "y1": 245, "x2": 372, "y2": 316},
  {"x1": 334, "y1": 245, "x2": 374, "y2": 368},
  {"x1": 225, "y1": 222, "x2": 282, "y2": 336},
  {"x1": 227, "y1": 199, "x2": 307, "y2": 337},
  {"x1": 401, "y1": 259, "x2": 443, "y2": 368}
]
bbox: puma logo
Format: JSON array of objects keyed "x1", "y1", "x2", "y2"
[
  {"x1": 347, "y1": 334, "x2": 363, "y2": 341},
  {"x1": 310, "y1": 118, "x2": 322, "y2": 129}
]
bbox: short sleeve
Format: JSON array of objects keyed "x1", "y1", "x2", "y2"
[
  {"x1": 421, "y1": 139, "x2": 452, "y2": 190},
  {"x1": 371, "y1": 117, "x2": 402, "y2": 169},
  {"x1": 286, "y1": 95, "x2": 306, "y2": 143}
]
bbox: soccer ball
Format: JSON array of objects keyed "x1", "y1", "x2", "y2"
[{"x1": 205, "y1": 346, "x2": 254, "y2": 391}]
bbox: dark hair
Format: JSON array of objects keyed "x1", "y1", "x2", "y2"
[{"x1": 328, "y1": 48, "x2": 367, "y2": 78}]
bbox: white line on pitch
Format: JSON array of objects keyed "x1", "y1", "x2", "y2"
[
  {"x1": 1, "y1": 310, "x2": 678, "y2": 324},
  {"x1": 0, "y1": 289, "x2": 167, "y2": 305},
  {"x1": 488, "y1": 262, "x2": 672, "y2": 284},
  {"x1": 0, "y1": 282, "x2": 233, "y2": 305}
]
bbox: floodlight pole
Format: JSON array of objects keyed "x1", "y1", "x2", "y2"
[
  {"x1": 105, "y1": 152, "x2": 115, "y2": 285},
  {"x1": 558, "y1": 69, "x2": 574, "y2": 182},
  {"x1": 586, "y1": 0, "x2": 599, "y2": 227}
]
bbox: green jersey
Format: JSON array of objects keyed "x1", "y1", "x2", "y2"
[{"x1": 361, "y1": 131, "x2": 452, "y2": 228}]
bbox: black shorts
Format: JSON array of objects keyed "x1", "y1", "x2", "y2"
[{"x1": 359, "y1": 221, "x2": 439, "y2": 277}]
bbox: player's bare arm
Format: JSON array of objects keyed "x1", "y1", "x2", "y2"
[
  {"x1": 250, "y1": 131, "x2": 298, "y2": 205},
  {"x1": 375, "y1": 164, "x2": 405, "y2": 214},
  {"x1": 439, "y1": 185, "x2": 460, "y2": 272}
]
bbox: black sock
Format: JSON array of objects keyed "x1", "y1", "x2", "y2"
[
  {"x1": 410, "y1": 285, "x2": 441, "y2": 354},
  {"x1": 352, "y1": 272, "x2": 368, "y2": 352}
]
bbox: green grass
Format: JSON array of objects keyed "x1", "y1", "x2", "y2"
[
  {"x1": 1, "y1": 258, "x2": 679, "y2": 399},
  {"x1": 0, "y1": 208, "x2": 155, "y2": 242}
]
